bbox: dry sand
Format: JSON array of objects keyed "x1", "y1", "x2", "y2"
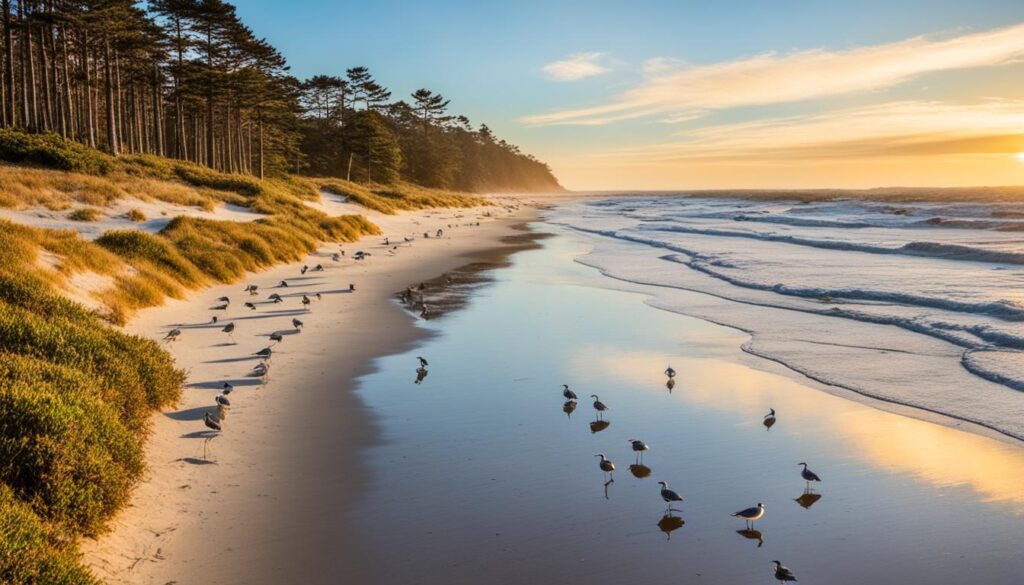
[{"x1": 74, "y1": 197, "x2": 545, "y2": 584}]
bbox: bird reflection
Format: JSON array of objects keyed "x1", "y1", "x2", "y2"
[
  {"x1": 563, "y1": 400, "x2": 577, "y2": 418},
  {"x1": 763, "y1": 408, "x2": 776, "y2": 431},
  {"x1": 414, "y1": 367, "x2": 428, "y2": 384},
  {"x1": 794, "y1": 490, "x2": 823, "y2": 510},
  {"x1": 603, "y1": 478, "x2": 614, "y2": 499},
  {"x1": 666, "y1": 378, "x2": 676, "y2": 393},
  {"x1": 629, "y1": 463, "x2": 652, "y2": 479},
  {"x1": 736, "y1": 528, "x2": 765, "y2": 548},
  {"x1": 590, "y1": 419, "x2": 611, "y2": 434},
  {"x1": 657, "y1": 512, "x2": 685, "y2": 540}
]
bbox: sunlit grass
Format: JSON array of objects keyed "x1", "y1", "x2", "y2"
[{"x1": 315, "y1": 178, "x2": 487, "y2": 214}]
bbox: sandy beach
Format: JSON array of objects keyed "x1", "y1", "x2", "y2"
[{"x1": 79, "y1": 198, "x2": 544, "y2": 584}]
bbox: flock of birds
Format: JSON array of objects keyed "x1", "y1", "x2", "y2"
[{"x1": 563, "y1": 366, "x2": 819, "y2": 583}]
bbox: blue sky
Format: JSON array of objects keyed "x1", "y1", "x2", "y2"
[{"x1": 234, "y1": 0, "x2": 1024, "y2": 189}]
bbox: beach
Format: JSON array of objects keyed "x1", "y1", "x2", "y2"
[
  {"x1": 76, "y1": 194, "x2": 1024, "y2": 585},
  {"x1": 79, "y1": 198, "x2": 544, "y2": 584}
]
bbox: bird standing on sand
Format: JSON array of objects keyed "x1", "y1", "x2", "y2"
[
  {"x1": 254, "y1": 347, "x2": 273, "y2": 359},
  {"x1": 302, "y1": 295, "x2": 311, "y2": 311},
  {"x1": 244, "y1": 302, "x2": 256, "y2": 310},
  {"x1": 798, "y1": 462, "x2": 822, "y2": 488},
  {"x1": 269, "y1": 293, "x2": 283, "y2": 303},
  {"x1": 732, "y1": 503, "x2": 766, "y2": 529},
  {"x1": 202, "y1": 412, "x2": 221, "y2": 460},
  {"x1": 301, "y1": 265, "x2": 309, "y2": 275},
  {"x1": 218, "y1": 296, "x2": 230, "y2": 305},
  {"x1": 657, "y1": 481, "x2": 683, "y2": 509},
  {"x1": 164, "y1": 328, "x2": 181, "y2": 342},
  {"x1": 417, "y1": 356, "x2": 429, "y2": 368},
  {"x1": 596, "y1": 453, "x2": 615, "y2": 478},
  {"x1": 349, "y1": 283, "x2": 356, "y2": 292},
  {"x1": 562, "y1": 384, "x2": 577, "y2": 401},
  {"x1": 210, "y1": 315, "x2": 218, "y2": 324},
  {"x1": 278, "y1": 280, "x2": 289, "y2": 287},
  {"x1": 764, "y1": 408, "x2": 777, "y2": 430},
  {"x1": 590, "y1": 394, "x2": 609, "y2": 419},
  {"x1": 292, "y1": 318, "x2": 303, "y2": 330},
  {"x1": 270, "y1": 332, "x2": 283, "y2": 343},
  {"x1": 629, "y1": 438, "x2": 650, "y2": 463},
  {"x1": 222, "y1": 382, "x2": 233, "y2": 395},
  {"x1": 315, "y1": 292, "x2": 322, "y2": 301},
  {"x1": 222, "y1": 322, "x2": 235, "y2": 342},
  {"x1": 771, "y1": 561, "x2": 798, "y2": 583},
  {"x1": 665, "y1": 366, "x2": 676, "y2": 378}
]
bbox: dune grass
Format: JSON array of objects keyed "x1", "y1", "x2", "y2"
[
  {"x1": 67, "y1": 208, "x2": 102, "y2": 222},
  {"x1": 315, "y1": 177, "x2": 487, "y2": 214}
]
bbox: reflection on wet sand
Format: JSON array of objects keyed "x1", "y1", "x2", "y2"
[
  {"x1": 589, "y1": 419, "x2": 610, "y2": 434},
  {"x1": 657, "y1": 512, "x2": 684, "y2": 540},
  {"x1": 736, "y1": 528, "x2": 764, "y2": 548},
  {"x1": 573, "y1": 348, "x2": 1024, "y2": 511},
  {"x1": 562, "y1": 400, "x2": 577, "y2": 418},
  {"x1": 629, "y1": 463, "x2": 652, "y2": 479},
  {"x1": 794, "y1": 491, "x2": 823, "y2": 510},
  {"x1": 414, "y1": 367, "x2": 428, "y2": 384},
  {"x1": 666, "y1": 378, "x2": 675, "y2": 393}
]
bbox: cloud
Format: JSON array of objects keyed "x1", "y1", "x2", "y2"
[
  {"x1": 523, "y1": 23, "x2": 1024, "y2": 125},
  {"x1": 597, "y1": 100, "x2": 1024, "y2": 164},
  {"x1": 541, "y1": 52, "x2": 611, "y2": 81}
]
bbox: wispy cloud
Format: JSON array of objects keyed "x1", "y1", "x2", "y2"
[
  {"x1": 541, "y1": 52, "x2": 611, "y2": 81},
  {"x1": 524, "y1": 23, "x2": 1024, "y2": 125},
  {"x1": 598, "y1": 100, "x2": 1024, "y2": 164}
]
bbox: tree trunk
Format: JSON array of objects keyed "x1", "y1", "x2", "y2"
[
  {"x1": 2, "y1": 0, "x2": 13, "y2": 127},
  {"x1": 103, "y1": 37, "x2": 118, "y2": 155}
]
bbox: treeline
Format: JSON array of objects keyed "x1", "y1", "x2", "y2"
[{"x1": 0, "y1": 0, "x2": 561, "y2": 192}]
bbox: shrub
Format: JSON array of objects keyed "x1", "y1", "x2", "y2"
[
  {"x1": 125, "y1": 209, "x2": 146, "y2": 222},
  {"x1": 0, "y1": 129, "x2": 112, "y2": 175},
  {"x1": 67, "y1": 208, "x2": 101, "y2": 222}
]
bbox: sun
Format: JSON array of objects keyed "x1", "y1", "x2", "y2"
[{"x1": 1017, "y1": 152, "x2": 1024, "y2": 162}]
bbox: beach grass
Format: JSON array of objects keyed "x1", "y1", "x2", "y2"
[{"x1": 316, "y1": 177, "x2": 487, "y2": 214}]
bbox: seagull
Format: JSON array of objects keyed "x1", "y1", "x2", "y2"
[
  {"x1": 210, "y1": 315, "x2": 218, "y2": 324},
  {"x1": 665, "y1": 366, "x2": 676, "y2": 378},
  {"x1": 562, "y1": 384, "x2": 577, "y2": 401},
  {"x1": 732, "y1": 503, "x2": 766, "y2": 530},
  {"x1": 657, "y1": 481, "x2": 683, "y2": 508},
  {"x1": 163, "y1": 328, "x2": 181, "y2": 342},
  {"x1": 221, "y1": 322, "x2": 235, "y2": 341},
  {"x1": 349, "y1": 283, "x2": 356, "y2": 292},
  {"x1": 217, "y1": 296, "x2": 230, "y2": 305},
  {"x1": 222, "y1": 382, "x2": 233, "y2": 395},
  {"x1": 215, "y1": 394, "x2": 231, "y2": 408},
  {"x1": 798, "y1": 462, "x2": 822, "y2": 487},
  {"x1": 590, "y1": 394, "x2": 609, "y2": 419},
  {"x1": 269, "y1": 293, "x2": 283, "y2": 303},
  {"x1": 629, "y1": 438, "x2": 650, "y2": 463},
  {"x1": 278, "y1": 280, "x2": 288, "y2": 287},
  {"x1": 292, "y1": 318, "x2": 303, "y2": 330},
  {"x1": 417, "y1": 356, "x2": 429, "y2": 368},
  {"x1": 252, "y1": 361, "x2": 270, "y2": 378},
  {"x1": 314, "y1": 264, "x2": 324, "y2": 272},
  {"x1": 244, "y1": 284, "x2": 258, "y2": 295},
  {"x1": 254, "y1": 347, "x2": 272, "y2": 358},
  {"x1": 771, "y1": 561, "x2": 798, "y2": 583},
  {"x1": 270, "y1": 332, "x2": 283, "y2": 343},
  {"x1": 315, "y1": 292, "x2": 322, "y2": 301},
  {"x1": 244, "y1": 302, "x2": 256, "y2": 310},
  {"x1": 301, "y1": 265, "x2": 309, "y2": 274},
  {"x1": 764, "y1": 408, "x2": 777, "y2": 431},
  {"x1": 301, "y1": 295, "x2": 311, "y2": 310},
  {"x1": 595, "y1": 453, "x2": 615, "y2": 477},
  {"x1": 202, "y1": 412, "x2": 221, "y2": 460}
]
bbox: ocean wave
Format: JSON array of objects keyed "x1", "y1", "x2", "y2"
[{"x1": 642, "y1": 224, "x2": 1024, "y2": 266}]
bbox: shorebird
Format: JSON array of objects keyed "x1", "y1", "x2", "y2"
[
  {"x1": 657, "y1": 481, "x2": 683, "y2": 509},
  {"x1": 314, "y1": 264, "x2": 324, "y2": 272},
  {"x1": 278, "y1": 280, "x2": 288, "y2": 287},
  {"x1": 254, "y1": 347, "x2": 273, "y2": 359},
  {"x1": 217, "y1": 296, "x2": 230, "y2": 305},
  {"x1": 221, "y1": 322, "x2": 235, "y2": 342},
  {"x1": 244, "y1": 302, "x2": 256, "y2": 310},
  {"x1": 222, "y1": 382, "x2": 233, "y2": 395},
  {"x1": 764, "y1": 408, "x2": 777, "y2": 431},
  {"x1": 244, "y1": 284, "x2": 258, "y2": 295},
  {"x1": 292, "y1": 318, "x2": 303, "y2": 330},
  {"x1": 301, "y1": 265, "x2": 309, "y2": 275},
  {"x1": 562, "y1": 384, "x2": 577, "y2": 401},
  {"x1": 596, "y1": 453, "x2": 615, "y2": 478},
  {"x1": 629, "y1": 438, "x2": 650, "y2": 463},
  {"x1": 163, "y1": 328, "x2": 181, "y2": 343},
  {"x1": 301, "y1": 295, "x2": 311, "y2": 311},
  {"x1": 349, "y1": 283, "x2": 356, "y2": 292},
  {"x1": 771, "y1": 561, "x2": 798, "y2": 583},
  {"x1": 269, "y1": 293, "x2": 283, "y2": 303},
  {"x1": 252, "y1": 361, "x2": 270, "y2": 378},
  {"x1": 732, "y1": 503, "x2": 766, "y2": 529},
  {"x1": 315, "y1": 292, "x2": 322, "y2": 301},
  {"x1": 665, "y1": 366, "x2": 676, "y2": 378},
  {"x1": 798, "y1": 462, "x2": 822, "y2": 488},
  {"x1": 215, "y1": 394, "x2": 231, "y2": 408},
  {"x1": 417, "y1": 356, "x2": 429, "y2": 368},
  {"x1": 202, "y1": 412, "x2": 221, "y2": 460},
  {"x1": 270, "y1": 332, "x2": 283, "y2": 343},
  {"x1": 210, "y1": 315, "x2": 218, "y2": 324},
  {"x1": 590, "y1": 394, "x2": 609, "y2": 419}
]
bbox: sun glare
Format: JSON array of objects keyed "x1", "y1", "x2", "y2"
[{"x1": 1016, "y1": 152, "x2": 1024, "y2": 162}]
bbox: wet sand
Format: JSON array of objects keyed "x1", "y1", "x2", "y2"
[{"x1": 344, "y1": 227, "x2": 1024, "y2": 584}]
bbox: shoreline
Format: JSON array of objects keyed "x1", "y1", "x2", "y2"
[{"x1": 80, "y1": 200, "x2": 546, "y2": 584}]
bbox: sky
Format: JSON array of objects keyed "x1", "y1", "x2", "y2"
[{"x1": 233, "y1": 0, "x2": 1024, "y2": 190}]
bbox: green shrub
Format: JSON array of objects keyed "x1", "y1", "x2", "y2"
[
  {"x1": 0, "y1": 129, "x2": 113, "y2": 176},
  {"x1": 96, "y1": 230, "x2": 205, "y2": 288},
  {"x1": 0, "y1": 485, "x2": 99, "y2": 585}
]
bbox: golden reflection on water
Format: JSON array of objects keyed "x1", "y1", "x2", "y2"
[{"x1": 570, "y1": 345, "x2": 1024, "y2": 511}]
